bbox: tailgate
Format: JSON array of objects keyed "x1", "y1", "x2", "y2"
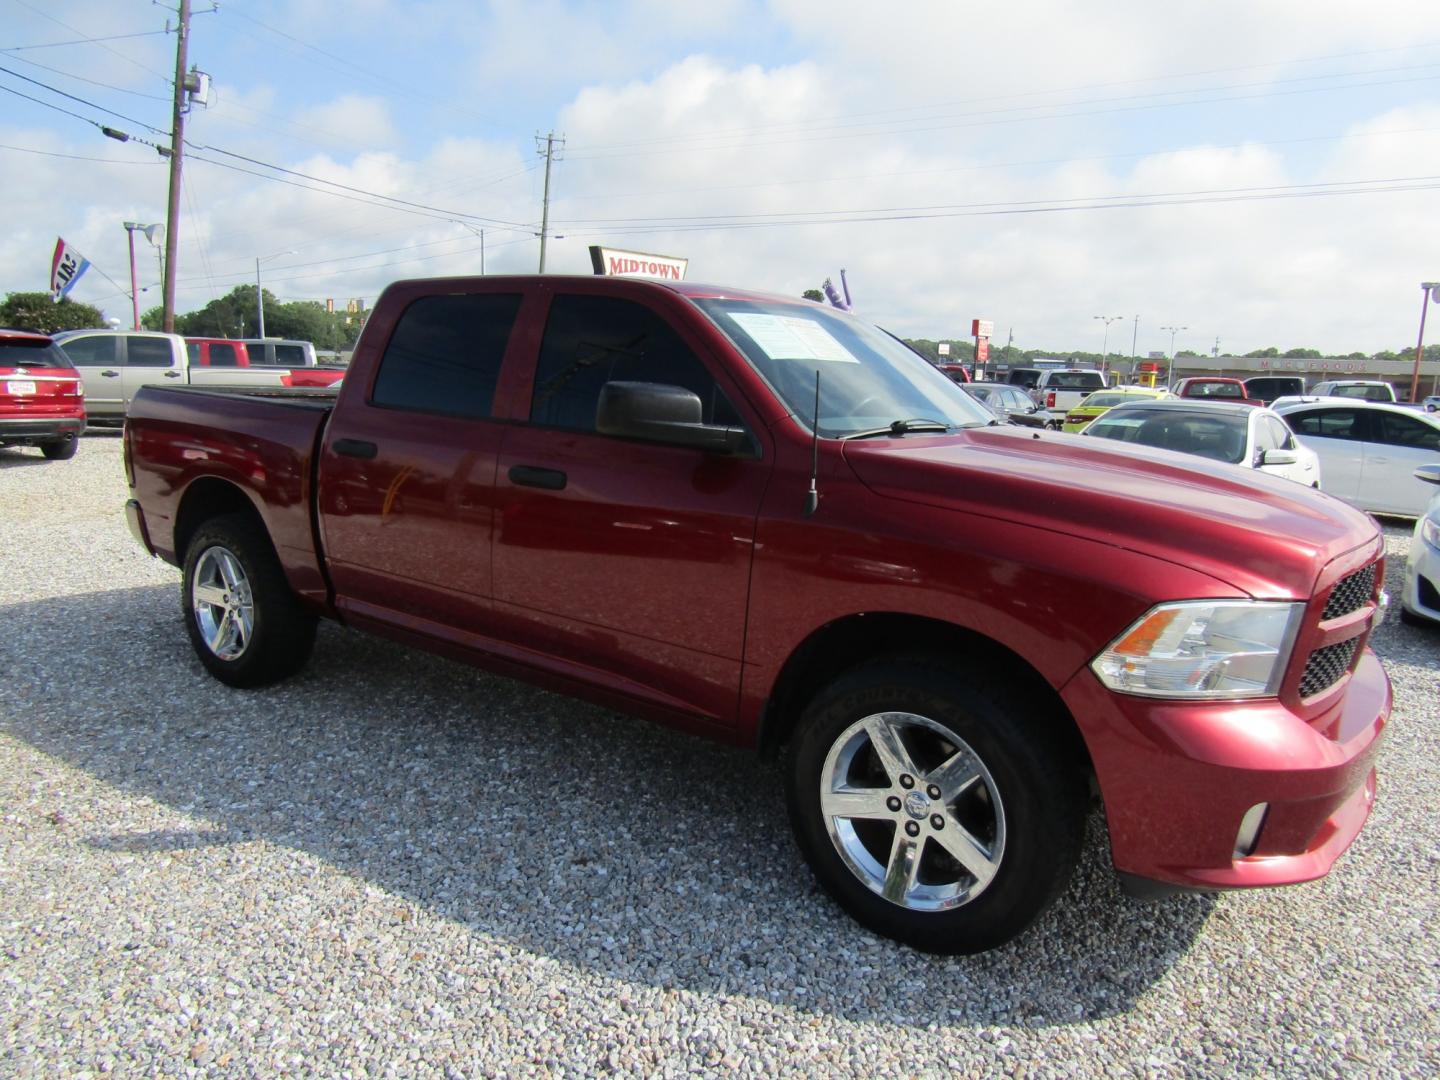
[{"x1": 127, "y1": 385, "x2": 333, "y2": 606}]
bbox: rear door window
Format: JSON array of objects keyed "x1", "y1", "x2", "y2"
[
  {"x1": 209, "y1": 343, "x2": 239, "y2": 367},
  {"x1": 1373, "y1": 411, "x2": 1440, "y2": 451},
  {"x1": 371, "y1": 293, "x2": 522, "y2": 419},
  {"x1": 126, "y1": 337, "x2": 175, "y2": 367},
  {"x1": 274, "y1": 343, "x2": 305, "y2": 366}
]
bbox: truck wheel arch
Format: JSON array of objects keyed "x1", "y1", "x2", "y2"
[
  {"x1": 173, "y1": 478, "x2": 270, "y2": 568},
  {"x1": 757, "y1": 613, "x2": 1093, "y2": 777}
]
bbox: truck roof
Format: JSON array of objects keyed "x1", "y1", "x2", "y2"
[{"x1": 382, "y1": 274, "x2": 809, "y2": 306}]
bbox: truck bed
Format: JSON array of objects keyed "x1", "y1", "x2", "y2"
[{"x1": 125, "y1": 383, "x2": 334, "y2": 608}]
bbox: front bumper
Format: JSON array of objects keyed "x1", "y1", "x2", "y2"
[
  {"x1": 1402, "y1": 516, "x2": 1440, "y2": 625},
  {"x1": 1062, "y1": 648, "x2": 1389, "y2": 891}
]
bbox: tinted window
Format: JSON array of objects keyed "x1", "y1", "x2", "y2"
[
  {"x1": 1046, "y1": 372, "x2": 1104, "y2": 390},
  {"x1": 274, "y1": 343, "x2": 305, "y2": 366},
  {"x1": 209, "y1": 343, "x2": 239, "y2": 367},
  {"x1": 1286, "y1": 408, "x2": 1367, "y2": 442},
  {"x1": 372, "y1": 293, "x2": 521, "y2": 419},
  {"x1": 58, "y1": 335, "x2": 116, "y2": 366},
  {"x1": 534, "y1": 295, "x2": 740, "y2": 432},
  {"x1": 186, "y1": 343, "x2": 200, "y2": 363},
  {"x1": 127, "y1": 337, "x2": 174, "y2": 367},
  {"x1": 1373, "y1": 412, "x2": 1440, "y2": 451},
  {"x1": 0, "y1": 341, "x2": 74, "y2": 369},
  {"x1": 247, "y1": 343, "x2": 276, "y2": 365}
]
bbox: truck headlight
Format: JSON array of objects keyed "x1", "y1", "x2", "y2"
[{"x1": 1092, "y1": 600, "x2": 1304, "y2": 699}]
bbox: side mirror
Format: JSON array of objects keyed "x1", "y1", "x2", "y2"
[
  {"x1": 1262, "y1": 448, "x2": 1299, "y2": 466},
  {"x1": 1416, "y1": 463, "x2": 1440, "y2": 486},
  {"x1": 596, "y1": 381, "x2": 747, "y2": 453}
]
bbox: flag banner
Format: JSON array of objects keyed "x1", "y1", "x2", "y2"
[{"x1": 51, "y1": 238, "x2": 91, "y2": 301}]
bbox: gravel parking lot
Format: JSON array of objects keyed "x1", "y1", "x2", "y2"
[{"x1": 2, "y1": 433, "x2": 1437, "y2": 1077}]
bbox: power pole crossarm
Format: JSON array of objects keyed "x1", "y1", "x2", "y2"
[{"x1": 162, "y1": 0, "x2": 191, "y2": 333}]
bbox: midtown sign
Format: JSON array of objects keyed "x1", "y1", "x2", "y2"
[{"x1": 589, "y1": 246, "x2": 688, "y2": 280}]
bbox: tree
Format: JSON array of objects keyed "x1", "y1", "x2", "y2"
[
  {"x1": 1282, "y1": 347, "x2": 1321, "y2": 359},
  {"x1": 0, "y1": 292, "x2": 107, "y2": 333},
  {"x1": 801, "y1": 289, "x2": 824, "y2": 302},
  {"x1": 1244, "y1": 347, "x2": 1280, "y2": 358}
]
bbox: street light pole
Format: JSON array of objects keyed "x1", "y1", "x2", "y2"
[
  {"x1": 1094, "y1": 314, "x2": 1123, "y2": 374},
  {"x1": 254, "y1": 250, "x2": 295, "y2": 340},
  {"x1": 1160, "y1": 325, "x2": 1188, "y2": 385},
  {"x1": 1411, "y1": 282, "x2": 1439, "y2": 403},
  {"x1": 123, "y1": 222, "x2": 141, "y2": 330}
]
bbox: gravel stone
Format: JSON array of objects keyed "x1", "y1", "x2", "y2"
[{"x1": 1, "y1": 433, "x2": 1437, "y2": 1076}]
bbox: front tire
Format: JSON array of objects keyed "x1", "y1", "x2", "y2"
[
  {"x1": 182, "y1": 513, "x2": 317, "y2": 688},
  {"x1": 785, "y1": 657, "x2": 1087, "y2": 954}
]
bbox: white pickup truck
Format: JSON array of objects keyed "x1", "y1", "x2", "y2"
[
  {"x1": 54, "y1": 330, "x2": 339, "y2": 421},
  {"x1": 1032, "y1": 368, "x2": 1107, "y2": 428}
]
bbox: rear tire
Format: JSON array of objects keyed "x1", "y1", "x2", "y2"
[
  {"x1": 40, "y1": 437, "x2": 77, "y2": 460},
  {"x1": 785, "y1": 656, "x2": 1087, "y2": 954},
  {"x1": 181, "y1": 513, "x2": 317, "y2": 688}
]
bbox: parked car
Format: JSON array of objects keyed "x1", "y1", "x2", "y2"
[
  {"x1": 962, "y1": 381, "x2": 1048, "y2": 427},
  {"x1": 1033, "y1": 368, "x2": 1107, "y2": 428},
  {"x1": 0, "y1": 329, "x2": 85, "y2": 459},
  {"x1": 55, "y1": 329, "x2": 343, "y2": 420},
  {"x1": 124, "y1": 274, "x2": 1389, "y2": 955},
  {"x1": 1172, "y1": 377, "x2": 1262, "y2": 406},
  {"x1": 1081, "y1": 399, "x2": 1321, "y2": 487},
  {"x1": 1061, "y1": 386, "x2": 1171, "y2": 433},
  {"x1": 1243, "y1": 375, "x2": 1307, "y2": 403},
  {"x1": 185, "y1": 337, "x2": 252, "y2": 368},
  {"x1": 1274, "y1": 399, "x2": 1440, "y2": 517},
  {"x1": 1308, "y1": 380, "x2": 1397, "y2": 403},
  {"x1": 1402, "y1": 464, "x2": 1440, "y2": 627},
  {"x1": 1422, "y1": 394, "x2": 1439, "y2": 413}
]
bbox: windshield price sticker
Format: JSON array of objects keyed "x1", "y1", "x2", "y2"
[
  {"x1": 6, "y1": 381, "x2": 37, "y2": 397},
  {"x1": 731, "y1": 313, "x2": 859, "y2": 363}
]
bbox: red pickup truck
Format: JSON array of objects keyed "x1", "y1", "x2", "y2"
[{"x1": 123, "y1": 275, "x2": 1390, "y2": 954}]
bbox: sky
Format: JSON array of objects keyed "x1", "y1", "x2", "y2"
[{"x1": 3, "y1": 0, "x2": 1440, "y2": 356}]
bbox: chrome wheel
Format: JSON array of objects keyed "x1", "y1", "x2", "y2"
[
  {"x1": 820, "y1": 711, "x2": 1006, "y2": 912},
  {"x1": 190, "y1": 545, "x2": 254, "y2": 661}
]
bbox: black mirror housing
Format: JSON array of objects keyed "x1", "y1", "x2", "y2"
[{"x1": 596, "y1": 381, "x2": 747, "y2": 453}]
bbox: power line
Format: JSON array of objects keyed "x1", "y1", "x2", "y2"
[
  {"x1": 0, "y1": 140, "x2": 161, "y2": 164},
  {"x1": 0, "y1": 29, "x2": 171, "y2": 52},
  {"x1": 7, "y1": 0, "x2": 171, "y2": 82},
  {"x1": 185, "y1": 144, "x2": 535, "y2": 229},
  {"x1": 0, "y1": 62, "x2": 170, "y2": 134},
  {"x1": 0, "y1": 51, "x2": 173, "y2": 101}
]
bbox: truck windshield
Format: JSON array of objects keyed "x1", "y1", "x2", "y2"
[{"x1": 692, "y1": 298, "x2": 992, "y2": 437}]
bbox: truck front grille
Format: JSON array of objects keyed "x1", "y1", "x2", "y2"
[
  {"x1": 1322, "y1": 565, "x2": 1376, "y2": 621},
  {"x1": 1299, "y1": 637, "x2": 1361, "y2": 698}
]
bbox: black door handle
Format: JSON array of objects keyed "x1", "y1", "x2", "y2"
[
  {"x1": 163, "y1": 370, "x2": 182, "y2": 378},
  {"x1": 509, "y1": 465, "x2": 567, "y2": 490},
  {"x1": 101, "y1": 370, "x2": 120, "y2": 377},
  {"x1": 332, "y1": 438, "x2": 378, "y2": 459}
]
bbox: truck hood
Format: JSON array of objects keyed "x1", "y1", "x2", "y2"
[{"x1": 842, "y1": 426, "x2": 1378, "y2": 598}]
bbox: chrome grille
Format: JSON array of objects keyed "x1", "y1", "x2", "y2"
[
  {"x1": 1322, "y1": 565, "x2": 1376, "y2": 621},
  {"x1": 1300, "y1": 638, "x2": 1361, "y2": 698}
]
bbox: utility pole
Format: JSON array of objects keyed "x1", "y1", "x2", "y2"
[
  {"x1": 536, "y1": 131, "x2": 564, "y2": 273},
  {"x1": 1131, "y1": 315, "x2": 1139, "y2": 357},
  {"x1": 161, "y1": 0, "x2": 191, "y2": 332},
  {"x1": 1412, "y1": 282, "x2": 1439, "y2": 402}
]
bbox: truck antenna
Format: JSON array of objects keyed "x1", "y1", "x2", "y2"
[{"x1": 804, "y1": 369, "x2": 821, "y2": 516}]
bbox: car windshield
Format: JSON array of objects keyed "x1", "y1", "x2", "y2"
[
  {"x1": 0, "y1": 341, "x2": 73, "y2": 369},
  {"x1": 692, "y1": 298, "x2": 992, "y2": 437},
  {"x1": 1085, "y1": 409, "x2": 1249, "y2": 463}
]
